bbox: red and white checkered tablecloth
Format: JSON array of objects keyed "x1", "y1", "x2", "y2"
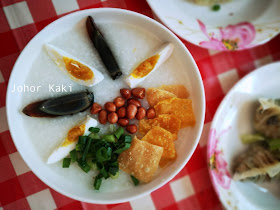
[{"x1": 0, "y1": 0, "x2": 280, "y2": 209}]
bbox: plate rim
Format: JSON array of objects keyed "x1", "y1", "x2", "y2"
[
  {"x1": 146, "y1": 0, "x2": 280, "y2": 51},
  {"x1": 207, "y1": 61, "x2": 280, "y2": 208},
  {"x1": 6, "y1": 8, "x2": 206, "y2": 204}
]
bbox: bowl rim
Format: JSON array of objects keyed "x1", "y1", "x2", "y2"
[{"x1": 6, "y1": 8, "x2": 206, "y2": 204}]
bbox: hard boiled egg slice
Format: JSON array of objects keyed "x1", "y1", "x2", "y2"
[
  {"x1": 45, "y1": 44, "x2": 104, "y2": 87},
  {"x1": 47, "y1": 115, "x2": 97, "y2": 164},
  {"x1": 125, "y1": 43, "x2": 174, "y2": 88}
]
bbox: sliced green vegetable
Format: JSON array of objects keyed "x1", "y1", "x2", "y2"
[
  {"x1": 89, "y1": 132, "x2": 100, "y2": 140},
  {"x1": 103, "y1": 134, "x2": 116, "y2": 143},
  {"x1": 70, "y1": 149, "x2": 78, "y2": 163},
  {"x1": 82, "y1": 138, "x2": 92, "y2": 162},
  {"x1": 78, "y1": 159, "x2": 91, "y2": 173},
  {"x1": 131, "y1": 175, "x2": 139, "y2": 186},
  {"x1": 269, "y1": 139, "x2": 280, "y2": 151},
  {"x1": 110, "y1": 171, "x2": 119, "y2": 179},
  {"x1": 78, "y1": 136, "x2": 87, "y2": 145},
  {"x1": 76, "y1": 144, "x2": 84, "y2": 152},
  {"x1": 94, "y1": 174, "x2": 103, "y2": 190},
  {"x1": 89, "y1": 127, "x2": 100, "y2": 133},
  {"x1": 97, "y1": 162, "x2": 108, "y2": 178},
  {"x1": 212, "y1": 4, "x2": 220, "y2": 11},
  {"x1": 63, "y1": 158, "x2": 71, "y2": 168},
  {"x1": 114, "y1": 127, "x2": 124, "y2": 139},
  {"x1": 241, "y1": 134, "x2": 265, "y2": 144},
  {"x1": 115, "y1": 143, "x2": 131, "y2": 154},
  {"x1": 96, "y1": 147, "x2": 111, "y2": 162}
]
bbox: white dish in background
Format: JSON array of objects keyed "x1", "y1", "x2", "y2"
[
  {"x1": 6, "y1": 8, "x2": 205, "y2": 204},
  {"x1": 147, "y1": 0, "x2": 280, "y2": 51},
  {"x1": 207, "y1": 62, "x2": 280, "y2": 209}
]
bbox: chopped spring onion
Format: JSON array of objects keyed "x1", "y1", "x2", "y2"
[
  {"x1": 114, "y1": 127, "x2": 124, "y2": 139},
  {"x1": 115, "y1": 143, "x2": 131, "y2": 154},
  {"x1": 76, "y1": 144, "x2": 84, "y2": 152},
  {"x1": 110, "y1": 171, "x2": 119, "y2": 179},
  {"x1": 103, "y1": 134, "x2": 116, "y2": 143},
  {"x1": 131, "y1": 175, "x2": 139, "y2": 186},
  {"x1": 269, "y1": 139, "x2": 280, "y2": 151},
  {"x1": 96, "y1": 147, "x2": 111, "y2": 162},
  {"x1": 94, "y1": 174, "x2": 103, "y2": 190},
  {"x1": 82, "y1": 138, "x2": 92, "y2": 162},
  {"x1": 70, "y1": 149, "x2": 78, "y2": 162},
  {"x1": 97, "y1": 162, "x2": 108, "y2": 178},
  {"x1": 212, "y1": 4, "x2": 220, "y2": 11},
  {"x1": 89, "y1": 127, "x2": 100, "y2": 133},
  {"x1": 62, "y1": 127, "x2": 132, "y2": 190},
  {"x1": 89, "y1": 132, "x2": 100, "y2": 139},
  {"x1": 63, "y1": 158, "x2": 71, "y2": 168},
  {"x1": 109, "y1": 124, "x2": 116, "y2": 132},
  {"x1": 241, "y1": 134, "x2": 265, "y2": 144},
  {"x1": 78, "y1": 136, "x2": 87, "y2": 145}
]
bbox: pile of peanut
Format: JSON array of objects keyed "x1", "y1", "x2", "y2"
[{"x1": 90, "y1": 88, "x2": 156, "y2": 134}]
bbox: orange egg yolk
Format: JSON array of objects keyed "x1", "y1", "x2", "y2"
[
  {"x1": 62, "y1": 124, "x2": 85, "y2": 147},
  {"x1": 63, "y1": 57, "x2": 94, "y2": 81},
  {"x1": 132, "y1": 54, "x2": 160, "y2": 78}
]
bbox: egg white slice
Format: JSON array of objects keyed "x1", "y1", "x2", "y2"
[
  {"x1": 47, "y1": 116, "x2": 98, "y2": 164},
  {"x1": 45, "y1": 44, "x2": 104, "y2": 87},
  {"x1": 125, "y1": 43, "x2": 174, "y2": 88}
]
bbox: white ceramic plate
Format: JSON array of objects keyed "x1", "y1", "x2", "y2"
[
  {"x1": 147, "y1": 0, "x2": 280, "y2": 51},
  {"x1": 207, "y1": 62, "x2": 280, "y2": 209},
  {"x1": 6, "y1": 8, "x2": 205, "y2": 204}
]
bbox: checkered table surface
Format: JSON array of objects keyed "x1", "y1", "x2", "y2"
[{"x1": 0, "y1": 0, "x2": 279, "y2": 209}]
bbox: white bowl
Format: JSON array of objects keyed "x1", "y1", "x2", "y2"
[
  {"x1": 147, "y1": 0, "x2": 280, "y2": 51},
  {"x1": 6, "y1": 8, "x2": 205, "y2": 204},
  {"x1": 208, "y1": 62, "x2": 280, "y2": 209}
]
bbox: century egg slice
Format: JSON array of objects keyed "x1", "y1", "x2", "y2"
[
  {"x1": 45, "y1": 44, "x2": 104, "y2": 87},
  {"x1": 125, "y1": 43, "x2": 174, "y2": 88}
]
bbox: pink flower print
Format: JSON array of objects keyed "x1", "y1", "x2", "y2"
[
  {"x1": 208, "y1": 128, "x2": 231, "y2": 189},
  {"x1": 198, "y1": 19, "x2": 256, "y2": 51}
]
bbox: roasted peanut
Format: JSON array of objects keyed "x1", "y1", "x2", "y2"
[
  {"x1": 113, "y1": 97, "x2": 125, "y2": 107},
  {"x1": 131, "y1": 88, "x2": 145, "y2": 99},
  {"x1": 98, "y1": 109, "x2": 107, "y2": 124},
  {"x1": 136, "y1": 107, "x2": 146, "y2": 120},
  {"x1": 117, "y1": 118, "x2": 129, "y2": 127},
  {"x1": 120, "y1": 88, "x2": 131, "y2": 99},
  {"x1": 90, "y1": 103, "x2": 102, "y2": 114},
  {"x1": 127, "y1": 104, "x2": 137, "y2": 119},
  {"x1": 127, "y1": 98, "x2": 141, "y2": 108},
  {"x1": 117, "y1": 107, "x2": 126, "y2": 118},
  {"x1": 108, "y1": 112, "x2": 118, "y2": 124},
  {"x1": 126, "y1": 124, "x2": 137, "y2": 134},
  {"x1": 146, "y1": 108, "x2": 156, "y2": 119},
  {"x1": 104, "y1": 102, "x2": 116, "y2": 112}
]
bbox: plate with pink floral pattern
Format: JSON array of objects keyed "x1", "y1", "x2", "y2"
[
  {"x1": 207, "y1": 62, "x2": 280, "y2": 209},
  {"x1": 146, "y1": 0, "x2": 280, "y2": 51}
]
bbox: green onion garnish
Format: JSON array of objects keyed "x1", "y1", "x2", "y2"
[
  {"x1": 241, "y1": 134, "x2": 265, "y2": 144},
  {"x1": 63, "y1": 158, "x2": 71, "y2": 168},
  {"x1": 70, "y1": 149, "x2": 78, "y2": 162},
  {"x1": 114, "y1": 127, "x2": 124, "y2": 139},
  {"x1": 89, "y1": 127, "x2": 100, "y2": 133},
  {"x1": 89, "y1": 132, "x2": 100, "y2": 140},
  {"x1": 115, "y1": 143, "x2": 131, "y2": 154},
  {"x1": 212, "y1": 4, "x2": 220, "y2": 11},
  {"x1": 103, "y1": 134, "x2": 116, "y2": 143},
  {"x1": 269, "y1": 139, "x2": 280, "y2": 151},
  {"x1": 82, "y1": 138, "x2": 92, "y2": 162},
  {"x1": 131, "y1": 175, "x2": 139, "y2": 186},
  {"x1": 78, "y1": 136, "x2": 87, "y2": 145},
  {"x1": 62, "y1": 128, "x2": 132, "y2": 190},
  {"x1": 94, "y1": 174, "x2": 103, "y2": 190},
  {"x1": 110, "y1": 171, "x2": 119, "y2": 179}
]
